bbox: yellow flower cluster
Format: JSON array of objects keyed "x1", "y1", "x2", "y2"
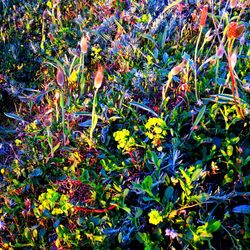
[
  {"x1": 148, "y1": 209, "x2": 163, "y2": 225},
  {"x1": 37, "y1": 189, "x2": 73, "y2": 216},
  {"x1": 24, "y1": 121, "x2": 39, "y2": 133},
  {"x1": 113, "y1": 129, "x2": 135, "y2": 152},
  {"x1": 145, "y1": 118, "x2": 167, "y2": 147}
]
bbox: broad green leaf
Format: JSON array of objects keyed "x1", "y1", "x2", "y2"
[
  {"x1": 142, "y1": 175, "x2": 153, "y2": 190},
  {"x1": 191, "y1": 168, "x2": 202, "y2": 182},
  {"x1": 130, "y1": 102, "x2": 159, "y2": 117},
  {"x1": 141, "y1": 34, "x2": 156, "y2": 45},
  {"x1": 206, "y1": 220, "x2": 221, "y2": 233},
  {"x1": 163, "y1": 186, "x2": 174, "y2": 204}
]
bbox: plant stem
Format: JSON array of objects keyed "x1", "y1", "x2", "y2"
[
  {"x1": 227, "y1": 39, "x2": 244, "y2": 119},
  {"x1": 80, "y1": 55, "x2": 85, "y2": 97},
  {"x1": 90, "y1": 89, "x2": 99, "y2": 142},
  {"x1": 194, "y1": 27, "x2": 203, "y2": 102},
  {"x1": 60, "y1": 92, "x2": 66, "y2": 145}
]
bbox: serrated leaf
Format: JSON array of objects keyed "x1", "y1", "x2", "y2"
[{"x1": 161, "y1": 24, "x2": 168, "y2": 49}]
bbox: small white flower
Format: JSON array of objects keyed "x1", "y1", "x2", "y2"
[{"x1": 197, "y1": 99, "x2": 203, "y2": 106}]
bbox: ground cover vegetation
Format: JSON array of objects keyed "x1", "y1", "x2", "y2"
[{"x1": 0, "y1": 0, "x2": 249, "y2": 249}]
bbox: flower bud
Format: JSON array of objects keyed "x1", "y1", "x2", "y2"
[
  {"x1": 240, "y1": 35, "x2": 245, "y2": 45},
  {"x1": 216, "y1": 43, "x2": 224, "y2": 58},
  {"x1": 230, "y1": 0, "x2": 237, "y2": 8},
  {"x1": 200, "y1": 5, "x2": 208, "y2": 27},
  {"x1": 56, "y1": 67, "x2": 64, "y2": 88},
  {"x1": 80, "y1": 34, "x2": 88, "y2": 54},
  {"x1": 42, "y1": 10, "x2": 48, "y2": 20},
  {"x1": 170, "y1": 61, "x2": 185, "y2": 76},
  {"x1": 227, "y1": 22, "x2": 245, "y2": 39},
  {"x1": 230, "y1": 48, "x2": 237, "y2": 69},
  {"x1": 94, "y1": 65, "x2": 104, "y2": 89}
]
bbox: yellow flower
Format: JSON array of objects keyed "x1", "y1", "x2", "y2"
[
  {"x1": 68, "y1": 70, "x2": 78, "y2": 83},
  {"x1": 148, "y1": 209, "x2": 163, "y2": 225},
  {"x1": 113, "y1": 129, "x2": 135, "y2": 152}
]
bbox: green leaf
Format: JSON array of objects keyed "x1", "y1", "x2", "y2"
[
  {"x1": 78, "y1": 119, "x2": 92, "y2": 127},
  {"x1": 188, "y1": 105, "x2": 206, "y2": 139},
  {"x1": 52, "y1": 142, "x2": 61, "y2": 154},
  {"x1": 233, "y1": 205, "x2": 250, "y2": 214},
  {"x1": 193, "y1": 105, "x2": 206, "y2": 128},
  {"x1": 142, "y1": 175, "x2": 153, "y2": 191},
  {"x1": 203, "y1": 94, "x2": 249, "y2": 106},
  {"x1": 191, "y1": 168, "x2": 202, "y2": 182},
  {"x1": 24, "y1": 227, "x2": 32, "y2": 240},
  {"x1": 4, "y1": 113, "x2": 25, "y2": 123},
  {"x1": 141, "y1": 34, "x2": 156, "y2": 45},
  {"x1": 130, "y1": 102, "x2": 159, "y2": 117},
  {"x1": 161, "y1": 24, "x2": 168, "y2": 49},
  {"x1": 163, "y1": 186, "x2": 174, "y2": 204},
  {"x1": 206, "y1": 220, "x2": 221, "y2": 233},
  {"x1": 227, "y1": 145, "x2": 233, "y2": 157}
]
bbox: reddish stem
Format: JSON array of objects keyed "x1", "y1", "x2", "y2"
[
  {"x1": 227, "y1": 40, "x2": 244, "y2": 119},
  {"x1": 74, "y1": 204, "x2": 117, "y2": 213}
]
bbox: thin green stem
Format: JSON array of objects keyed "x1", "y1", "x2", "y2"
[
  {"x1": 60, "y1": 92, "x2": 66, "y2": 145},
  {"x1": 90, "y1": 89, "x2": 99, "y2": 141},
  {"x1": 80, "y1": 55, "x2": 85, "y2": 97},
  {"x1": 194, "y1": 27, "x2": 203, "y2": 102}
]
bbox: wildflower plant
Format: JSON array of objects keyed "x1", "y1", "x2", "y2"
[
  {"x1": 148, "y1": 209, "x2": 163, "y2": 225},
  {"x1": 113, "y1": 129, "x2": 136, "y2": 152},
  {"x1": 0, "y1": 1, "x2": 249, "y2": 249},
  {"x1": 145, "y1": 117, "x2": 168, "y2": 149}
]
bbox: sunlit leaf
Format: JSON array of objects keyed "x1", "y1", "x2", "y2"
[
  {"x1": 4, "y1": 113, "x2": 25, "y2": 122},
  {"x1": 233, "y1": 205, "x2": 250, "y2": 214},
  {"x1": 130, "y1": 102, "x2": 159, "y2": 117}
]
